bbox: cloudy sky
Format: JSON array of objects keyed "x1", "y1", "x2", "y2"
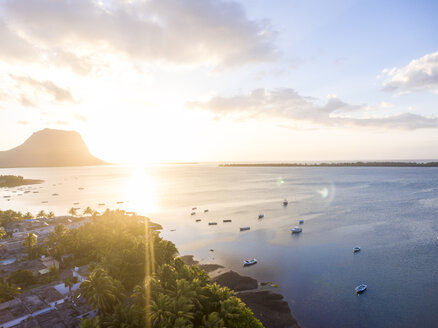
[{"x1": 1, "y1": 0, "x2": 438, "y2": 163}]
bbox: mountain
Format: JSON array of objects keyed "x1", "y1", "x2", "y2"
[{"x1": 0, "y1": 129, "x2": 107, "y2": 168}]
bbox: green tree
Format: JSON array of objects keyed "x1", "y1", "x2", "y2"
[
  {"x1": 101, "y1": 304, "x2": 141, "y2": 328},
  {"x1": 36, "y1": 210, "x2": 47, "y2": 219},
  {"x1": 0, "y1": 281, "x2": 20, "y2": 302},
  {"x1": 69, "y1": 207, "x2": 78, "y2": 216},
  {"x1": 22, "y1": 232, "x2": 37, "y2": 249},
  {"x1": 7, "y1": 269, "x2": 36, "y2": 288},
  {"x1": 80, "y1": 316, "x2": 101, "y2": 328},
  {"x1": 63, "y1": 276, "x2": 79, "y2": 297},
  {"x1": 0, "y1": 227, "x2": 6, "y2": 240},
  {"x1": 79, "y1": 267, "x2": 124, "y2": 314},
  {"x1": 201, "y1": 313, "x2": 225, "y2": 328},
  {"x1": 150, "y1": 293, "x2": 174, "y2": 327},
  {"x1": 23, "y1": 212, "x2": 34, "y2": 220},
  {"x1": 83, "y1": 207, "x2": 93, "y2": 216}
]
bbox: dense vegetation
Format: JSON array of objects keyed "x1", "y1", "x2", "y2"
[
  {"x1": 0, "y1": 209, "x2": 34, "y2": 228},
  {"x1": 46, "y1": 209, "x2": 263, "y2": 327},
  {"x1": 0, "y1": 175, "x2": 43, "y2": 187},
  {"x1": 220, "y1": 162, "x2": 438, "y2": 167}
]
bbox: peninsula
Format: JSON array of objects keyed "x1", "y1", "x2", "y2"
[
  {"x1": 0, "y1": 175, "x2": 43, "y2": 188},
  {"x1": 0, "y1": 128, "x2": 106, "y2": 168},
  {"x1": 220, "y1": 161, "x2": 438, "y2": 167}
]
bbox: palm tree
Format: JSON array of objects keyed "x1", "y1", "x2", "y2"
[
  {"x1": 79, "y1": 267, "x2": 123, "y2": 314},
  {"x1": 22, "y1": 232, "x2": 37, "y2": 249},
  {"x1": 201, "y1": 313, "x2": 225, "y2": 328},
  {"x1": 47, "y1": 211, "x2": 55, "y2": 219},
  {"x1": 63, "y1": 276, "x2": 79, "y2": 298},
  {"x1": 150, "y1": 293, "x2": 174, "y2": 327},
  {"x1": 69, "y1": 207, "x2": 78, "y2": 217},
  {"x1": 101, "y1": 304, "x2": 141, "y2": 328},
  {"x1": 36, "y1": 210, "x2": 47, "y2": 219},
  {"x1": 23, "y1": 212, "x2": 34, "y2": 220},
  {"x1": 83, "y1": 207, "x2": 93, "y2": 216},
  {"x1": 0, "y1": 227, "x2": 6, "y2": 240}
]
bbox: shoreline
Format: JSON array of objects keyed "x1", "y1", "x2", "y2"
[
  {"x1": 219, "y1": 161, "x2": 438, "y2": 167},
  {"x1": 180, "y1": 255, "x2": 301, "y2": 328}
]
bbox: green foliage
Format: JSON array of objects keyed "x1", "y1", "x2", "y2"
[
  {"x1": 0, "y1": 209, "x2": 25, "y2": 228},
  {"x1": 0, "y1": 227, "x2": 6, "y2": 240},
  {"x1": 22, "y1": 232, "x2": 38, "y2": 249},
  {"x1": 7, "y1": 269, "x2": 36, "y2": 288},
  {"x1": 69, "y1": 207, "x2": 78, "y2": 216},
  {"x1": 48, "y1": 210, "x2": 263, "y2": 327},
  {"x1": 0, "y1": 280, "x2": 20, "y2": 302}
]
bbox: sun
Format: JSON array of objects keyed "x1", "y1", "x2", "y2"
[{"x1": 124, "y1": 165, "x2": 157, "y2": 214}]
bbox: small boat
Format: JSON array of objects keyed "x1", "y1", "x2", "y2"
[
  {"x1": 170, "y1": 229, "x2": 176, "y2": 232},
  {"x1": 283, "y1": 199, "x2": 288, "y2": 206},
  {"x1": 78, "y1": 187, "x2": 84, "y2": 190},
  {"x1": 52, "y1": 193, "x2": 59, "y2": 196},
  {"x1": 73, "y1": 202, "x2": 79, "y2": 205},
  {"x1": 355, "y1": 284, "x2": 367, "y2": 294},
  {"x1": 98, "y1": 203, "x2": 105, "y2": 206},
  {"x1": 195, "y1": 219, "x2": 201, "y2": 222},
  {"x1": 42, "y1": 201, "x2": 48, "y2": 203},
  {"x1": 353, "y1": 247, "x2": 361, "y2": 253},
  {"x1": 192, "y1": 207, "x2": 197, "y2": 210},
  {"x1": 210, "y1": 249, "x2": 214, "y2": 252},
  {"x1": 291, "y1": 226, "x2": 302, "y2": 233},
  {"x1": 191, "y1": 212, "x2": 196, "y2": 216},
  {"x1": 258, "y1": 214, "x2": 264, "y2": 219},
  {"x1": 208, "y1": 222, "x2": 217, "y2": 225},
  {"x1": 299, "y1": 219, "x2": 304, "y2": 224},
  {"x1": 243, "y1": 259, "x2": 257, "y2": 266},
  {"x1": 240, "y1": 226, "x2": 250, "y2": 231},
  {"x1": 223, "y1": 219, "x2": 232, "y2": 223},
  {"x1": 116, "y1": 201, "x2": 124, "y2": 204},
  {"x1": 204, "y1": 209, "x2": 209, "y2": 213}
]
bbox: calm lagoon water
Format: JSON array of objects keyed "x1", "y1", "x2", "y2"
[{"x1": 1, "y1": 164, "x2": 438, "y2": 327}]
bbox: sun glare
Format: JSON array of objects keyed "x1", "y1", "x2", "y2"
[{"x1": 124, "y1": 165, "x2": 157, "y2": 214}]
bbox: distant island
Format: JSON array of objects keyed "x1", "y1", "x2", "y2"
[
  {"x1": 220, "y1": 161, "x2": 438, "y2": 167},
  {"x1": 0, "y1": 175, "x2": 43, "y2": 188},
  {"x1": 0, "y1": 128, "x2": 106, "y2": 168}
]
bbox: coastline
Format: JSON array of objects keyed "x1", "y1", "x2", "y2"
[
  {"x1": 219, "y1": 161, "x2": 438, "y2": 167},
  {"x1": 180, "y1": 255, "x2": 301, "y2": 328}
]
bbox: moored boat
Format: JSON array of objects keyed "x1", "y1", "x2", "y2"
[
  {"x1": 240, "y1": 226, "x2": 250, "y2": 231},
  {"x1": 353, "y1": 246, "x2": 361, "y2": 253},
  {"x1": 291, "y1": 226, "x2": 302, "y2": 233},
  {"x1": 243, "y1": 259, "x2": 257, "y2": 266},
  {"x1": 283, "y1": 199, "x2": 288, "y2": 206},
  {"x1": 355, "y1": 284, "x2": 367, "y2": 294},
  {"x1": 258, "y1": 214, "x2": 264, "y2": 219}
]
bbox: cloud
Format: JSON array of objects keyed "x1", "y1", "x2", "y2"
[
  {"x1": 382, "y1": 51, "x2": 438, "y2": 93},
  {"x1": 10, "y1": 75, "x2": 76, "y2": 104},
  {"x1": 73, "y1": 113, "x2": 88, "y2": 122},
  {"x1": 2, "y1": 0, "x2": 277, "y2": 69},
  {"x1": 187, "y1": 88, "x2": 438, "y2": 130},
  {"x1": 0, "y1": 18, "x2": 35, "y2": 61}
]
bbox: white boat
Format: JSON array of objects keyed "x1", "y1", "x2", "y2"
[
  {"x1": 240, "y1": 226, "x2": 250, "y2": 231},
  {"x1": 355, "y1": 284, "x2": 367, "y2": 293},
  {"x1": 243, "y1": 259, "x2": 257, "y2": 266},
  {"x1": 283, "y1": 199, "x2": 288, "y2": 206},
  {"x1": 353, "y1": 247, "x2": 361, "y2": 253},
  {"x1": 291, "y1": 226, "x2": 302, "y2": 233},
  {"x1": 258, "y1": 214, "x2": 264, "y2": 219},
  {"x1": 299, "y1": 219, "x2": 304, "y2": 224}
]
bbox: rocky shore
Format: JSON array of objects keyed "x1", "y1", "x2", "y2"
[{"x1": 180, "y1": 255, "x2": 301, "y2": 328}]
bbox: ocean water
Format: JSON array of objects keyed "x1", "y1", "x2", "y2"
[{"x1": 1, "y1": 164, "x2": 438, "y2": 327}]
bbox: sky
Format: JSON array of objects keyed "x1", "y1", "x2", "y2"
[{"x1": 0, "y1": 0, "x2": 438, "y2": 163}]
